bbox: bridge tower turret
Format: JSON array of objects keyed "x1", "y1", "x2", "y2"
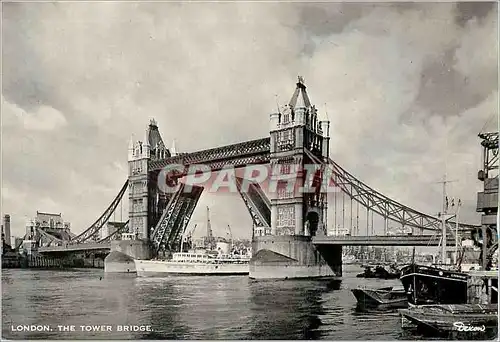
[
  {"x1": 268, "y1": 76, "x2": 329, "y2": 237},
  {"x1": 127, "y1": 126, "x2": 151, "y2": 241},
  {"x1": 250, "y1": 77, "x2": 338, "y2": 280}
]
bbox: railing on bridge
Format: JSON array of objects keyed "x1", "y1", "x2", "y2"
[
  {"x1": 149, "y1": 138, "x2": 270, "y2": 172},
  {"x1": 312, "y1": 235, "x2": 461, "y2": 247},
  {"x1": 38, "y1": 242, "x2": 111, "y2": 253}
]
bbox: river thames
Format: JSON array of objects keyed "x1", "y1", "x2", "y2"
[{"x1": 2, "y1": 266, "x2": 420, "y2": 340}]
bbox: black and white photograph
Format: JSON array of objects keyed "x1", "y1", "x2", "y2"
[{"x1": 1, "y1": 1, "x2": 498, "y2": 340}]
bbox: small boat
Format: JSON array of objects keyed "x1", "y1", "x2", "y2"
[
  {"x1": 351, "y1": 286, "x2": 408, "y2": 309},
  {"x1": 399, "y1": 304, "x2": 498, "y2": 338}
]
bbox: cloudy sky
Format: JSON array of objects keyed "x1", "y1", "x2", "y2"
[{"x1": 2, "y1": 2, "x2": 498, "y2": 240}]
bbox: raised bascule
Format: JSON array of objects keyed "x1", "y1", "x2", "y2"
[{"x1": 36, "y1": 77, "x2": 494, "y2": 278}]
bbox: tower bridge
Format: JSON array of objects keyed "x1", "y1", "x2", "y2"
[{"x1": 37, "y1": 77, "x2": 484, "y2": 278}]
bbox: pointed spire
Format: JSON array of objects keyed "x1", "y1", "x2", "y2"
[
  {"x1": 318, "y1": 103, "x2": 327, "y2": 122},
  {"x1": 171, "y1": 139, "x2": 178, "y2": 156},
  {"x1": 143, "y1": 128, "x2": 150, "y2": 147},
  {"x1": 128, "y1": 134, "x2": 135, "y2": 150},
  {"x1": 128, "y1": 134, "x2": 136, "y2": 161},
  {"x1": 289, "y1": 75, "x2": 311, "y2": 109},
  {"x1": 295, "y1": 90, "x2": 307, "y2": 108}
]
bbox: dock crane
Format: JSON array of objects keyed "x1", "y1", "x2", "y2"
[{"x1": 474, "y1": 131, "x2": 498, "y2": 270}]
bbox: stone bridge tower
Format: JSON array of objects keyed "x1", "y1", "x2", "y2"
[
  {"x1": 249, "y1": 77, "x2": 341, "y2": 280},
  {"x1": 269, "y1": 77, "x2": 330, "y2": 237},
  {"x1": 127, "y1": 119, "x2": 170, "y2": 241}
]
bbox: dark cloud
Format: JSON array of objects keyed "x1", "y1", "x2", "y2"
[
  {"x1": 455, "y1": 2, "x2": 496, "y2": 26},
  {"x1": 2, "y1": 4, "x2": 51, "y2": 111},
  {"x1": 297, "y1": 3, "x2": 369, "y2": 36},
  {"x1": 404, "y1": 46, "x2": 495, "y2": 119}
]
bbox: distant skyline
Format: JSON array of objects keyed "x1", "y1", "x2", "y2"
[{"x1": 2, "y1": 2, "x2": 498, "y2": 240}]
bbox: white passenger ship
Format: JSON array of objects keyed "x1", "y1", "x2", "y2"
[
  {"x1": 134, "y1": 249, "x2": 250, "y2": 277},
  {"x1": 135, "y1": 206, "x2": 251, "y2": 277}
]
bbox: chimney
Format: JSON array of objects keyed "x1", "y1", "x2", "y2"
[{"x1": 3, "y1": 215, "x2": 11, "y2": 248}]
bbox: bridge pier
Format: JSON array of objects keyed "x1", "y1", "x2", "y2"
[
  {"x1": 104, "y1": 239, "x2": 151, "y2": 273},
  {"x1": 249, "y1": 235, "x2": 341, "y2": 279}
]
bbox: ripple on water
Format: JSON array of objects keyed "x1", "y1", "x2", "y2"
[{"x1": 4, "y1": 269, "x2": 415, "y2": 340}]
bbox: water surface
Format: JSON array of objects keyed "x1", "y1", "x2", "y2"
[{"x1": 2, "y1": 267, "x2": 416, "y2": 340}]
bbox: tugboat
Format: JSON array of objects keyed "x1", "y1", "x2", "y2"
[
  {"x1": 399, "y1": 174, "x2": 472, "y2": 306},
  {"x1": 400, "y1": 263, "x2": 469, "y2": 305}
]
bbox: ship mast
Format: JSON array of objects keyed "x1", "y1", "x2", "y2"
[
  {"x1": 205, "y1": 206, "x2": 213, "y2": 249},
  {"x1": 438, "y1": 175, "x2": 457, "y2": 264},
  {"x1": 227, "y1": 224, "x2": 233, "y2": 252},
  {"x1": 441, "y1": 177, "x2": 447, "y2": 264},
  {"x1": 180, "y1": 224, "x2": 197, "y2": 253}
]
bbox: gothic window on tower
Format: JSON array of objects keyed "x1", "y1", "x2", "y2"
[
  {"x1": 279, "y1": 161, "x2": 290, "y2": 174},
  {"x1": 277, "y1": 130, "x2": 294, "y2": 151},
  {"x1": 277, "y1": 187, "x2": 294, "y2": 199},
  {"x1": 277, "y1": 157, "x2": 294, "y2": 175},
  {"x1": 277, "y1": 206, "x2": 295, "y2": 227},
  {"x1": 283, "y1": 113, "x2": 290, "y2": 125}
]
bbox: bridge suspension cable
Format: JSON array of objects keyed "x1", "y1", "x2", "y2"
[
  {"x1": 97, "y1": 220, "x2": 130, "y2": 243},
  {"x1": 304, "y1": 149, "x2": 479, "y2": 234},
  {"x1": 34, "y1": 227, "x2": 64, "y2": 247},
  {"x1": 71, "y1": 180, "x2": 129, "y2": 244}
]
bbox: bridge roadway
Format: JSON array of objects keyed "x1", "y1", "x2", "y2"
[
  {"x1": 38, "y1": 242, "x2": 111, "y2": 253},
  {"x1": 312, "y1": 235, "x2": 457, "y2": 246},
  {"x1": 38, "y1": 234, "x2": 454, "y2": 254}
]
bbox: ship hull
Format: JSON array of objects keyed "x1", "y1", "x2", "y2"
[
  {"x1": 400, "y1": 264, "x2": 469, "y2": 305},
  {"x1": 352, "y1": 287, "x2": 408, "y2": 309},
  {"x1": 134, "y1": 260, "x2": 249, "y2": 277},
  {"x1": 249, "y1": 264, "x2": 337, "y2": 280}
]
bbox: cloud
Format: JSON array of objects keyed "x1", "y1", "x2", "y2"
[
  {"x1": 3, "y1": 96, "x2": 67, "y2": 131},
  {"x1": 1, "y1": 2, "x2": 497, "y2": 240}
]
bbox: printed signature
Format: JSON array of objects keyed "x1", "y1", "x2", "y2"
[{"x1": 453, "y1": 322, "x2": 486, "y2": 332}]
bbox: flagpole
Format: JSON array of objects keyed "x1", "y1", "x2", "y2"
[{"x1": 454, "y1": 200, "x2": 461, "y2": 265}]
